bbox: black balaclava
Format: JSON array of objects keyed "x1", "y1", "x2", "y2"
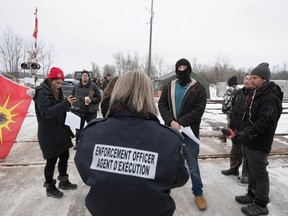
[{"x1": 175, "y1": 58, "x2": 192, "y2": 86}]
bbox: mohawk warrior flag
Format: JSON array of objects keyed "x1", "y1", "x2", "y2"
[
  {"x1": 32, "y1": 7, "x2": 38, "y2": 48},
  {"x1": 0, "y1": 75, "x2": 32, "y2": 159}
]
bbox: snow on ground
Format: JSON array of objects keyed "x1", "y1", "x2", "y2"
[{"x1": 1, "y1": 86, "x2": 288, "y2": 216}]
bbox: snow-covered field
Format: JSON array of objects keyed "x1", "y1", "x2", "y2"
[{"x1": 0, "y1": 86, "x2": 287, "y2": 216}]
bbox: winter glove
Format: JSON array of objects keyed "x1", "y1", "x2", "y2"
[
  {"x1": 231, "y1": 131, "x2": 249, "y2": 145},
  {"x1": 221, "y1": 128, "x2": 235, "y2": 139}
]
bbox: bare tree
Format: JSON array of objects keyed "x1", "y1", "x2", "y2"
[
  {"x1": 0, "y1": 27, "x2": 55, "y2": 79},
  {"x1": 113, "y1": 52, "x2": 122, "y2": 75},
  {"x1": 0, "y1": 27, "x2": 23, "y2": 78},
  {"x1": 91, "y1": 62, "x2": 101, "y2": 78},
  {"x1": 272, "y1": 63, "x2": 288, "y2": 80},
  {"x1": 35, "y1": 42, "x2": 55, "y2": 78},
  {"x1": 113, "y1": 51, "x2": 141, "y2": 75},
  {"x1": 142, "y1": 54, "x2": 166, "y2": 80},
  {"x1": 102, "y1": 64, "x2": 116, "y2": 77},
  {"x1": 207, "y1": 55, "x2": 242, "y2": 83},
  {"x1": 152, "y1": 55, "x2": 165, "y2": 78},
  {"x1": 151, "y1": 55, "x2": 183, "y2": 80}
]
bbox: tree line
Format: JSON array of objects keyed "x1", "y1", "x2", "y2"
[
  {"x1": 0, "y1": 27, "x2": 54, "y2": 79},
  {"x1": 1, "y1": 27, "x2": 287, "y2": 84}
]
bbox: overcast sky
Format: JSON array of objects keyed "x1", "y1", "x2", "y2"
[{"x1": 1, "y1": 0, "x2": 287, "y2": 75}]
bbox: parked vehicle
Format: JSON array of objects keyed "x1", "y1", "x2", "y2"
[
  {"x1": 62, "y1": 79, "x2": 79, "y2": 97},
  {"x1": 73, "y1": 71, "x2": 93, "y2": 80}
]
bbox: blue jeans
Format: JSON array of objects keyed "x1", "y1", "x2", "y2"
[{"x1": 182, "y1": 136, "x2": 203, "y2": 196}]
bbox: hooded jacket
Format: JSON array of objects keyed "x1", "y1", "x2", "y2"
[
  {"x1": 75, "y1": 110, "x2": 189, "y2": 216},
  {"x1": 158, "y1": 79, "x2": 207, "y2": 138},
  {"x1": 241, "y1": 81, "x2": 283, "y2": 153},
  {"x1": 33, "y1": 79, "x2": 74, "y2": 159}
]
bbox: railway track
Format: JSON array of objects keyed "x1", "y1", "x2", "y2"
[{"x1": 1, "y1": 152, "x2": 287, "y2": 167}]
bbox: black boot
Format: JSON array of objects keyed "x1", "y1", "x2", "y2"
[
  {"x1": 57, "y1": 174, "x2": 78, "y2": 190},
  {"x1": 221, "y1": 168, "x2": 239, "y2": 176},
  {"x1": 235, "y1": 189, "x2": 255, "y2": 204},
  {"x1": 241, "y1": 203, "x2": 268, "y2": 215},
  {"x1": 43, "y1": 179, "x2": 63, "y2": 198}
]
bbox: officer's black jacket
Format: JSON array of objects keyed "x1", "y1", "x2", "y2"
[{"x1": 75, "y1": 110, "x2": 189, "y2": 216}]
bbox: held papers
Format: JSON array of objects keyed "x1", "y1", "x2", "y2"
[
  {"x1": 180, "y1": 126, "x2": 201, "y2": 145},
  {"x1": 65, "y1": 112, "x2": 81, "y2": 129}
]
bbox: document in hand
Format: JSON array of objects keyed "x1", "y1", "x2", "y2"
[
  {"x1": 180, "y1": 126, "x2": 201, "y2": 145},
  {"x1": 65, "y1": 112, "x2": 81, "y2": 129}
]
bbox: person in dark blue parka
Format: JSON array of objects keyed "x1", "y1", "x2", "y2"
[{"x1": 75, "y1": 70, "x2": 189, "y2": 216}]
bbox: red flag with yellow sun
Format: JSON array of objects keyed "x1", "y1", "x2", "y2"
[{"x1": 0, "y1": 75, "x2": 32, "y2": 159}]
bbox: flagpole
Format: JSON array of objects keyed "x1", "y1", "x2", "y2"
[
  {"x1": 21, "y1": 7, "x2": 40, "y2": 84},
  {"x1": 33, "y1": 7, "x2": 38, "y2": 51},
  {"x1": 31, "y1": 7, "x2": 38, "y2": 82}
]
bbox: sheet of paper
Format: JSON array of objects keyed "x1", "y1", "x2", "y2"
[
  {"x1": 65, "y1": 112, "x2": 81, "y2": 129},
  {"x1": 180, "y1": 126, "x2": 201, "y2": 145}
]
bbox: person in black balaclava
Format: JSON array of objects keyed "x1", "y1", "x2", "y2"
[
  {"x1": 175, "y1": 58, "x2": 192, "y2": 86},
  {"x1": 158, "y1": 58, "x2": 208, "y2": 211}
]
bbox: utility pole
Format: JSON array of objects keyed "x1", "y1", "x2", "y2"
[{"x1": 147, "y1": 0, "x2": 154, "y2": 78}]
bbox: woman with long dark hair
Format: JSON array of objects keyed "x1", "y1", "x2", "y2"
[{"x1": 33, "y1": 67, "x2": 78, "y2": 198}]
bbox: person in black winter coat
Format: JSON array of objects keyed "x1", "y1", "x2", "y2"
[
  {"x1": 221, "y1": 74, "x2": 253, "y2": 182},
  {"x1": 158, "y1": 58, "x2": 207, "y2": 211},
  {"x1": 75, "y1": 70, "x2": 189, "y2": 216},
  {"x1": 33, "y1": 67, "x2": 78, "y2": 198},
  {"x1": 233, "y1": 63, "x2": 283, "y2": 216},
  {"x1": 71, "y1": 71, "x2": 101, "y2": 146}
]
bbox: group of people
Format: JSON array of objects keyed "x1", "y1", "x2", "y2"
[
  {"x1": 32, "y1": 59, "x2": 283, "y2": 216},
  {"x1": 220, "y1": 74, "x2": 251, "y2": 183},
  {"x1": 219, "y1": 63, "x2": 283, "y2": 215}
]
